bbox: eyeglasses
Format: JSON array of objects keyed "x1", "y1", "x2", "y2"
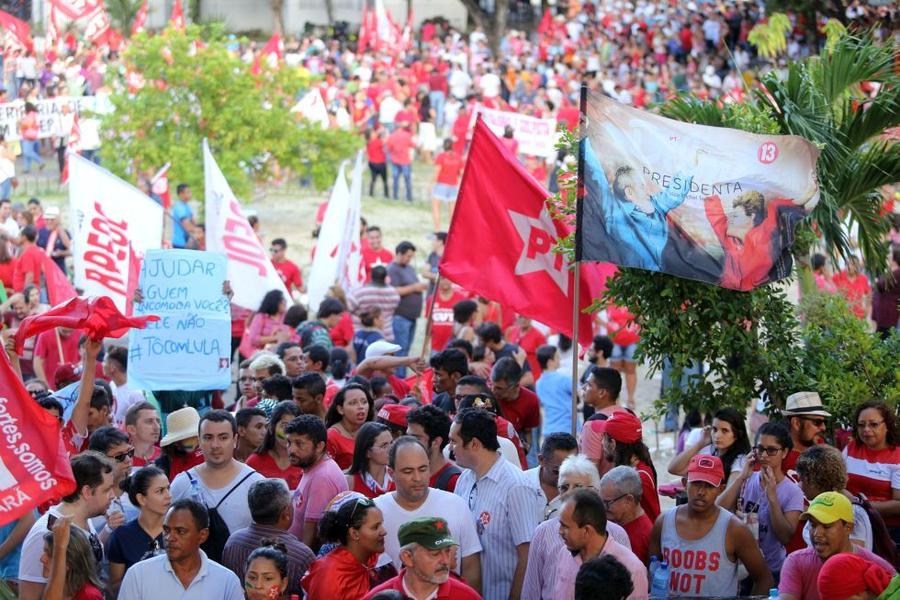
[
  {"x1": 799, "y1": 417, "x2": 826, "y2": 427},
  {"x1": 269, "y1": 247, "x2": 280, "y2": 253},
  {"x1": 558, "y1": 482, "x2": 589, "y2": 494},
  {"x1": 110, "y1": 448, "x2": 135, "y2": 462},
  {"x1": 754, "y1": 445, "x2": 783, "y2": 456},
  {"x1": 857, "y1": 421, "x2": 885, "y2": 430},
  {"x1": 602, "y1": 493, "x2": 629, "y2": 509}
]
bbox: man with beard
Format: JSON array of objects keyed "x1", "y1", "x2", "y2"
[
  {"x1": 781, "y1": 391, "x2": 830, "y2": 473},
  {"x1": 364, "y1": 518, "x2": 482, "y2": 600},
  {"x1": 284, "y1": 414, "x2": 348, "y2": 549},
  {"x1": 374, "y1": 437, "x2": 482, "y2": 592}
]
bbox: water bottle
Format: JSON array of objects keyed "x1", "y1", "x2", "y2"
[
  {"x1": 189, "y1": 477, "x2": 204, "y2": 504},
  {"x1": 649, "y1": 555, "x2": 659, "y2": 582},
  {"x1": 769, "y1": 588, "x2": 779, "y2": 599},
  {"x1": 650, "y1": 560, "x2": 669, "y2": 599}
]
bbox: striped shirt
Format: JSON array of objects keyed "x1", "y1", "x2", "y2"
[
  {"x1": 347, "y1": 284, "x2": 401, "y2": 341},
  {"x1": 844, "y1": 441, "x2": 900, "y2": 526},
  {"x1": 221, "y1": 523, "x2": 315, "y2": 598},
  {"x1": 522, "y1": 515, "x2": 633, "y2": 600},
  {"x1": 455, "y1": 455, "x2": 544, "y2": 600}
]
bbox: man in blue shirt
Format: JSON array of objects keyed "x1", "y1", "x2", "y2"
[
  {"x1": 582, "y1": 142, "x2": 691, "y2": 271},
  {"x1": 534, "y1": 345, "x2": 575, "y2": 436},
  {"x1": 171, "y1": 184, "x2": 199, "y2": 249},
  {"x1": 118, "y1": 499, "x2": 243, "y2": 599}
]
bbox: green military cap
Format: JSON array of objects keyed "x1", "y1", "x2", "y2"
[{"x1": 398, "y1": 517, "x2": 458, "y2": 550}]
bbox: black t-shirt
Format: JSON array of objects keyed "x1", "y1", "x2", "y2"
[
  {"x1": 107, "y1": 518, "x2": 164, "y2": 570},
  {"x1": 432, "y1": 391, "x2": 454, "y2": 414}
]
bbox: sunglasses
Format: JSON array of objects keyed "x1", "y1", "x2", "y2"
[
  {"x1": 47, "y1": 515, "x2": 103, "y2": 565},
  {"x1": 349, "y1": 496, "x2": 375, "y2": 523},
  {"x1": 799, "y1": 416, "x2": 827, "y2": 427},
  {"x1": 110, "y1": 448, "x2": 135, "y2": 463}
]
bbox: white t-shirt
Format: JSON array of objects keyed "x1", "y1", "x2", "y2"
[
  {"x1": 374, "y1": 489, "x2": 482, "y2": 572},
  {"x1": 378, "y1": 96, "x2": 402, "y2": 125},
  {"x1": 19, "y1": 505, "x2": 99, "y2": 583},
  {"x1": 112, "y1": 383, "x2": 149, "y2": 427},
  {"x1": 170, "y1": 463, "x2": 263, "y2": 535},
  {"x1": 479, "y1": 73, "x2": 501, "y2": 98}
]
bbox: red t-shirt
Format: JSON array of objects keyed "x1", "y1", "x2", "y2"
[
  {"x1": 427, "y1": 290, "x2": 466, "y2": 351},
  {"x1": 623, "y1": 513, "x2": 654, "y2": 565},
  {"x1": 636, "y1": 461, "x2": 660, "y2": 522},
  {"x1": 72, "y1": 582, "x2": 104, "y2": 600},
  {"x1": 845, "y1": 440, "x2": 900, "y2": 526},
  {"x1": 366, "y1": 137, "x2": 386, "y2": 164},
  {"x1": 497, "y1": 386, "x2": 541, "y2": 433},
  {"x1": 608, "y1": 305, "x2": 640, "y2": 347},
  {"x1": 833, "y1": 271, "x2": 871, "y2": 319},
  {"x1": 364, "y1": 570, "x2": 481, "y2": 600},
  {"x1": 132, "y1": 446, "x2": 161, "y2": 468},
  {"x1": 167, "y1": 449, "x2": 204, "y2": 482},
  {"x1": 505, "y1": 325, "x2": 548, "y2": 381},
  {"x1": 386, "y1": 129, "x2": 414, "y2": 166},
  {"x1": 434, "y1": 151, "x2": 465, "y2": 186},
  {"x1": 362, "y1": 247, "x2": 394, "y2": 280},
  {"x1": 273, "y1": 259, "x2": 303, "y2": 293},
  {"x1": 326, "y1": 427, "x2": 356, "y2": 470},
  {"x1": 246, "y1": 451, "x2": 302, "y2": 489},
  {"x1": 330, "y1": 311, "x2": 355, "y2": 348},
  {"x1": 351, "y1": 471, "x2": 395, "y2": 499},
  {"x1": 62, "y1": 421, "x2": 88, "y2": 457},
  {"x1": 0, "y1": 258, "x2": 15, "y2": 291},
  {"x1": 33, "y1": 330, "x2": 80, "y2": 387},
  {"x1": 13, "y1": 244, "x2": 43, "y2": 292}
]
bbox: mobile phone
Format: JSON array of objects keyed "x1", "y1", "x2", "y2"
[{"x1": 46, "y1": 513, "x2": 57, "y2": 531}]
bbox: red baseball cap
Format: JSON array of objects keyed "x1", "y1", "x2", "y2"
[
  {"x1": 54, "y1": 363, "x2": 82, "y2": 389},
  {"x1": 596, "y1": 411, "x2": 643, "y2": 444},
  {"x1": 687, "y1": 454, "x2": 725, "y2": 486},
  {"x1": 377, "y1": 403, "x2": 411, "y2": 429}
]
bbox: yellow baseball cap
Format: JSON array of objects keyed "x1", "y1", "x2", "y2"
[{"x1": 801, "y1": 491, "x2": 854, "y2": 525}]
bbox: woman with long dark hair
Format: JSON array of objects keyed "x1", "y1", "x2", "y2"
[
  {"x1": 243, "y1": 540, "x2": 290, "y2": 600},
  {"x1": 668, "y1": 406, "x2": 750, "y2": 486},
  {"x1": 345, "y1": 422, "x2": 394, "y2": 499},
  {"x1": 239, "y1": 289, "x2": 292, "y2": 359},
  {"x1": 246, "y1": 401, "x2": 302, "y2": 489},
  {"x1": 600, "y1": 410, "x2": 661, "y2": 521},
  {"x1": 325, "y1": 384, "x2": 375, "y2": 470},
  {"x1": 301, "y1": 492, "x2": 388, "y2": 599},
  {"x1": 107, "y1": 465, "x2": 171, "y2": 596}
]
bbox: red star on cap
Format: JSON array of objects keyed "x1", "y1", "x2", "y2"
[{"x1": 435, "y1": 520, "x2": 445, "y2": 530}]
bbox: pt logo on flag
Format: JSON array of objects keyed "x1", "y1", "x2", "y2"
[{"x1": 508, "y1": 207, "x2": 568, "y2": 295}]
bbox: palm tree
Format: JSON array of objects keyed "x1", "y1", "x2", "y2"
[{"x1": 663, "y1": 32, "x2": 899, "y2": 277}]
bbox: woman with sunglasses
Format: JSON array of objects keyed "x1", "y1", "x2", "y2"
[
  {"x1": 41, "y1": 516, "x2": 103, "y2": 600},
  {"x1": 844, "y1": 401, "x2": 900, "y2": 542},
  {"x1": 718, "y1": 421, "x2": 804, "y2": 581},
  {"x1": 325, "y1": 384, "x2": 376, "y2": 470},
  {"x1": 346, "y1": 422, "x2": 395, "y2": 499},
  {"x1": 301, "y1": 491, "x2": 389, "y2": 599},
  {"x1": 107, "y1": 466, "x2": 171, "y2": 597},
  {"x1": 668, "y1": 406, "x2": 751, "y2": 487},
  {"x1": 246, "y1": 401, "x2": 302, "y2": 489}
]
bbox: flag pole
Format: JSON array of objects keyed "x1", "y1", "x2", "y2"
[
  {"x1": 571, "y1": 81, "x2": 588, "y2": 437},
  {"x1": 420, "y1": 272, "x2": 441, "y2": 359}
]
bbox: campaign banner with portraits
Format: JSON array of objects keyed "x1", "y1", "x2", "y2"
[{"x1": 578, "y1": 92, "x2": 820, "y2": 291}]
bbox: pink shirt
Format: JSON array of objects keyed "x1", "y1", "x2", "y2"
[
  {"x1": 552, "y1": 536, "x2": 648, "y2": 600},
  {"x1": 779, "y1": 546, "x2": 895, "y2": 600},
  {"x1": 288, "y1": 456, "x2": 349, "y2": 539}
]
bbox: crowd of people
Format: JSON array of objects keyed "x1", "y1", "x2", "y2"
[{"x1": 0, "y1": 1, "x2": 898, "y2": 599}]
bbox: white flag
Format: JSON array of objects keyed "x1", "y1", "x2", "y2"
[
  {"x1": 339, "y1": 150, "x2": 366, "y2": 293},
  {"x1": 307, "y1": 162, "x2": 351, "y2": 312},
  {"x1": 291, "y1": 90, "x2": 330, "y2": 128},
  {"x1": 203, "y1": 140, "x2": 288, "y2": 310},
  {"x1": 69, "y1": 155, "x2": 164, "y2": 312}
]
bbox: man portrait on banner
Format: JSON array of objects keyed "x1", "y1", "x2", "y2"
[
  {"x1": 701, "y1": 189, "x2": 810, "y2": 290},
  {"x1": 582, "y1": 142, "x2": 692, "y2": 272}
]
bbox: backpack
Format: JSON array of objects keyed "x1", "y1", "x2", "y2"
[
  {"x1": 433, "y1": 463, "x2": 462, "y2": 491},
  {"x1": 853, "y1": 493, "x2": 900, "y2": 570},
  {"x1": 186, "y1": 469, "x2": 256, "y2": 563}
]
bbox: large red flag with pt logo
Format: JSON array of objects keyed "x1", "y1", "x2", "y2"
[
  {"x1": 0, "y1": 351, "x2": 75, "y2": 526},
  {"x1": 440, "y1": 118, "x2": 615, "y2": 347}
]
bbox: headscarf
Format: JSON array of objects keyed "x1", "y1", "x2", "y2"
[{"x1": 817, "y1": 552, "x2": 894, "y2": 600}]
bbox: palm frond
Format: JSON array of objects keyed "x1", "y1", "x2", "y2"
[
  {"x1": 658, "y1": 96, "x2": 728, "y2": 126},
  {"x1": 839, "y1": 91, "x2": 900, "y2": 151},
  {"x1": 808, "y1": 34, "x2": 896, "y2": 107}
]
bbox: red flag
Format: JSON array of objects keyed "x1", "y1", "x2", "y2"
[
  {"x1": 132, "y1": 0, "x2": 148, "y2": 35},
  {"x1": 59, "y1": 113, "x2": 80, "y2": 185},
  {"x1": 82, "y1": 2, "x2": 111, "y2": 45},
  {"x1": 537, "y1": 8, "x2": 552, "y2": 35},
  {"x1": 404, "y1": 368, "x2": 434, "y2": 405},
  {"x1": 46, "y1": 0, "x2": 89, "y2": 20},
  {"x1": 169, "y1": 0, "x2": 185, "y2": 30},
  {"x1": 14, "y1": 296, "x2": 159, "y2": 354},
  {"x1": 0, "y1": 10, "x2": 32, "y2": 52},
  {"x1": 440, "y1": 118, "x2": 615, "y2": 347},
  {"x1": 251, "y1": 33, "x2": 282, "y2": 75},
  {"x1": 357, "y1": 4, "x2": 370, "y2": 53},
  {"x1": 0, "y1": 351, "x2": 76, "y2": 527},
  {"x1": 41, "y1": 254, "x2": 77, "y2": 306}
]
